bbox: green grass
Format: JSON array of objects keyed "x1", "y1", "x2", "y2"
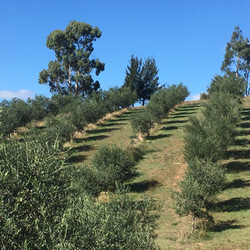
[{"x1": 67, "y1": 99, "x2": 250, "y2": 249}]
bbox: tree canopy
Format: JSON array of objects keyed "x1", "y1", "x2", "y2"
[
  {"x1": 39, "y1": 20, "x2": 105, "y2": 96},
  {"x1": 221, "y1": 26, "x2": 250, "y2": 94},
  {"x1": 123, "y1": 55, "x2": 159, "y2": 105}
]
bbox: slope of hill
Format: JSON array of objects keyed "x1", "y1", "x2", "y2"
[{"x1": 63, "y1": 98, "x2": 250, "y2": 249}]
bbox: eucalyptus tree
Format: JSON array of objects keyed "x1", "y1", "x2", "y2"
[
  {"x1": 39, "y1": 20, "x2": 105, "y2": 96},
  {"x1": 221, "y1": 26, "x2": 250, "y2": 94}
]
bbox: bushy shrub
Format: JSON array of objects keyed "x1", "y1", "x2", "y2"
[
  {"x1": 44, "y1": 114, "x2": 76, "y2": 148},
  {"x1": 27, "y1": 95, "x2": 50, "y2": 121},
  {"x1": 92, "y1": 145, "x2": 136, "y2": 191},
  {"x1": 81, "y1": 97, "x2": 106, "y2": 124},
  {"x1": 0, "y1": 139, "x2": 78, "y2": 249},
  {"x1": 147, "y1": 83, "x2": 190, "y2": 123},
  {"x1": 48, "y1": 94, "x2": 82, "y2": 115},
  {"x1": 207, "y1": 74, "x2": 246, "y2": 98},
  {"x1": 184, "y1": 92, "x2": 241, "y2": 162},
  {"x1": 0, "y1": 98, "x2": 31, "y2": 137},
  {"x1": 56, "y1": 186, "x2": 159, "y2": 249},
  {"x1": 130, "y1": 109, "x2": 155, "y2": 136},
  {"x1": 173, "y1": 159, "x2": 226, "y2": 233},
  {"x1": 200, "y1": 92, "x2": 209, "y2": 100}
]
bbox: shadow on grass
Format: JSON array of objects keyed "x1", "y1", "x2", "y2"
[
  {"x1": 210, "y1": 220, "x2": 245, "y2": 232},
  {"x1": 67, "y1": 154, "x2": 87, "y2": 164},
  {"x1": 226, "y1": 147, "x2": 250, "y2": 159},
  {"x1": 147, "y1": 134, "x2": 170, "y2": 141},
  {"x1": 86, "y1": 128, "x2": 121, "y2": 134},
  {"x1": 163, "y1": 119, "x2": 189, "y2": 125},
  {"x1": 223, "y1": 179, "x2": 250, "y2": 190},
  {"x1": 128, "y1": 180, "x2": 160, "y2": 193},
  {"x1": 225, "y1": 161, "x2": 250, "y2": 173},
  {"x1": 233, "y1": 138, "x2": 250, "y2": 147},
  {"x1": 74, "y1": 135, "x2": 109, "y2": 143},
  {"x1": 161, "y1": 125, "x2": 179, "y2": 131},
  {"x1": 72, "y1": 144, "x2": 94, "y2": 152},
  {"x1": 98, "y1": 122, "x2": 124, "y2": 127},
  {"x1": 170, "y1": 111, "x2": 197, "y2": 117},
  {"x1": 211, "y1": 197, "x2": 250, "y2": 212}
]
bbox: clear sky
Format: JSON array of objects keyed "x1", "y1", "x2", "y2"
[{"x1": 1, "y1": 0, "x2": 250, "y2": 101}]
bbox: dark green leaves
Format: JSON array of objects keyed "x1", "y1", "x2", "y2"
[{"x1": 39, "y1": 21, "x2": 105, "y2": 96}]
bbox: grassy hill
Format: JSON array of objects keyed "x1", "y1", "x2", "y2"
[{"x1": 67, "y1": 98, "x2": 250, "y2": 249}]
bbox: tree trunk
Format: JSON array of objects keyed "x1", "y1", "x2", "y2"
[
  {"x1": 191, "y1": 214, "x2": 195, "y2": 234},
  {"x1": 68, "y1": 65, "x2": 72, "y2": 93}
]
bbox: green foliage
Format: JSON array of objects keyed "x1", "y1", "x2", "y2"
[
  {"x1": 74, "y1": 166, "x2": 102, "y2": 197},
  {"x1": 27, "y1": 95, "x2": 50, "y2": 121},
  {"x1": 207, "y1": 74, "x2": 246, "y2": 98},
  {"x1": 92, "y1": 145, "x2": 136, "y2": 191},
  {"x1": 39, "y1": 20, "x2": 105, "y2": 96},
  {"x1": 137, "y1": 57, "x2": 160, "y2": 105},
  {"x1": 130, "y1": 109, "x2": 155, "y2": 136},
  {"x1": 221, "y1": 26, "x2": 250, "y2": 79},
  {"x1": 0, "y1": 98, "x2": 31, "y2": 137},
  {"x1": 0, "y1": 139, "x2": 159, "y2": 249},
  {"x1": 184, "y1": 92, "x2": 241, "y2": 162},
  {"x1": 123, "y1": 55, "x2": 160, "y2": 105},
  {"x1": 44, "y1": 114, "x2": 76, "y2": 148},
  {"x1": 102, "y1": 87, "x2": 137, "y2": 111},
  {"x1": 48, "y1": 94, "x2": 82, "y2": 116},
  {"x1": 200, "y1": 92, "x2": 209, "y2": 100},
  {"x1": 81, "y1": 97, "x2": 106, "y2": 124},
  {"x1": 0, "y1": 139, "x2": 77, "y2": 249},
  {"x1": 56, "y1": 186, "x2": 159, "y2": 249},
  {"x1": 147, "y1": 83, "x2": 190, "y2": 122},
  {"x1": 173, "y1": 159, "x2": 226, "y2": 232}
]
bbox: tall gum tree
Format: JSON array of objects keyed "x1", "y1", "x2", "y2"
[
  {"x1": 221, "y1": 26, "x2": 250, "y2": 95},
  {"x1": 39, "y1": 20, "x2": 105, "y2": 96}
]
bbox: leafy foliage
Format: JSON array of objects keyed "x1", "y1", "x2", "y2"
[
  {"x1": 0, "y1": 98, "x2": 31, "y2": 137},
  {"x1": 92, "y1": 145, "x2": 136, "y2": 191},
  {"x1": 173, "y1": 159, "x2": 226, "y2": 232},
  {"x1": 0, "y1": 139, "x2": 77, "y2": 249},
  {"x1": 130, "y1": 109, "x2": 155, "y2": 136},
  {"x1": 123, "y1": 55, "x2": 160, "y2": 105},
  {"x1": 0, "y1": 139, "x2": 159, "y2": 249},
  {"x1": 57, "y1": 186, "x2": 159, "y2": 249},
  {"x1": 207, "y1": 74, "x2": 246, "y2": 98},
  {"x1": 39, "y1": 20, "x2": 105, "y2": 96},
  {"x1": 184, "y1": 92, "x2": 241, "y2": 162}
]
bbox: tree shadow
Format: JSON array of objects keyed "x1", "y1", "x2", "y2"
[
  {"x1": 171, "y1": 111, "x2": 196, "y2": 116},
  {"x1": 210, "y1": 197, "x2": 250, "y2": 212},
  {"x1": 98, "y1": 122, "x2": 124, "y2": 127},
  {"x1": 210, "y1": 220, "x2": 245, "y2": 232},
  {"x1": 147, "y1": 134, "x2": 170, "y2": 141},
  {"x1": 86, "y1": 127, "x2": 120, "y2": 134},
  {"x1": 161, "y1": 125, "x2": 179, "y2": 131},
  {"x1": 67, "y1": 154, "x2": 87, "y2": 164},
  {"x1": 233, "y1": 138, "x2": 250, "y2": 147},
  {"x1": 224, "y1": 161, "x2": 250, "y2": 173},
  {"x1": 226, "y1": 149, "x2": 250, "y2": 160},
  {"x1": 128, "y1": 180, "x2": 160, "y2": 193},
  {"x1": 223, "y1": 179, "x2": 250, "y2": 190},
  {"x1": 240, "y1": 108, "x2": 250, "y2": 116},
  {"x1": 163, "y1": 119, "x2": 188, "y2": 125},
  {"x1": 238, "y1": 121, "x2": 250, "y2": 129}
]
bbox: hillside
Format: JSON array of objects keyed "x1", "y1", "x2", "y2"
[{"x1": 68, "y1": 98, "x2": 250, "y2": 249}]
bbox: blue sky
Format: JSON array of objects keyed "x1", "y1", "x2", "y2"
[{"x1": 1, "y1": 0, "x2": 250, "y2": 101}]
